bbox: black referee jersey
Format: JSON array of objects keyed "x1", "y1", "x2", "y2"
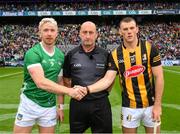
[
  {"x1": 63, "y1": 45, "x2": 110, "y2": 100},
  {"x1": 109, "y1": 40, "x2": 162, "y2": 108}
]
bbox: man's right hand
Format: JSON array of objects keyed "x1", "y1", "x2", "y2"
[{"x1": 68, "y1": 86, "x2": 87, "y2": 100}]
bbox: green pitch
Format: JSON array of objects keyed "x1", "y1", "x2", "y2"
[{"x1": 0, "y1": 66, "x2": 180, "y2": 133}]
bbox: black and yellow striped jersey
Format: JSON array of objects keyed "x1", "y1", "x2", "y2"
[{"x1": 108, "y1": 40, "x2": 161, "y2": 108}]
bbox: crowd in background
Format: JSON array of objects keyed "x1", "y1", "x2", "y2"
[
  {"x1": 0, "y1": 21, "x2": 180, "y2": 66},
  {"x1": 0, "y1": 1, "x2": 179, "y2": 11},
  {"x1": 0, "y1": 0, "x2": 179, "y2": 66}
]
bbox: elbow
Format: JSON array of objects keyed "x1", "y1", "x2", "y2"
[{"x1": 35, "y1": 79, "x2": 45, "y2": 89}]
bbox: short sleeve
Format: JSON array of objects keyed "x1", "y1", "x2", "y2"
[
  {"x1": 150, "y1": 45, "x2": 161, "y2": 67},
  {"x1": 24, "y1": 49, "x2": 41, "y2": 68},
  {"x1": 63, "y1": 52, "x2": 71, "y2": 78},
  {"x1": 107, "y1": 53, "x2": 118, "y2": 72}
]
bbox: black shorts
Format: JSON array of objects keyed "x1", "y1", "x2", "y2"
[{"x1": 69, "y1": 96, "x2": 112, "y2": 133}]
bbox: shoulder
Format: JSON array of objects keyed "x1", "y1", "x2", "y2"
[
  {"x1": 96, "y1": 46, "x2": 109, "y2": 55},
  {"x1": 25, "y1": 43, "x2": 41, "y2": 56},
  {"x1": 144, "y1": 40, "x2": 158, "y2": 50},
  {"x1": 55, "y1": 46, "x2": 64, "y2": 57},
  {"x1": 66, "y1": 46, "x2": 80, "y2": 56}
]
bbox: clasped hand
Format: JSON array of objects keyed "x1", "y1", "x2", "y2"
[{"x1": 69, "y1": 85, "x2": 88, "y2": 100}]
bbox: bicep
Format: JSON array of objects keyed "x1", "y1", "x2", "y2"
[
  {"x1": 151, "y1": 65, "x2": 163, "y2": 78},
  {"x1": 28, "y1": 65, "x2": 45, "y2": 84},
  {"x1": 104, "y1": 70, "x2": 117, "y2": 83}
]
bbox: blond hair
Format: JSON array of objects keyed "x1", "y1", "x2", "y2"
[{"x1": 38, "y1": 18, "x2": 58, "y2": 31}]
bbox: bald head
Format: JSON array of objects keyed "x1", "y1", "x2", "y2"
[
  {"x1": 79, "y1": 21, "x2": 98, "y2": 49},
  {"x1": 80, "y1": 21, "x2": 96, "y2": 32}
]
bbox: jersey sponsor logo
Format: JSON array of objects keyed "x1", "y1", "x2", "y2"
[{"x1": 124, "y1": 65, "x2": 145, "y2": 78}]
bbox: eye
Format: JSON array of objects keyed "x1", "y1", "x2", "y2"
[
  {"x1": 130, "y1": 27, "x2": 135, "y2": 30},
  {"x1": 43, "y1": 29, "x2": 49, "y2": 32},
  {"x1": 123, "y1": 28, "x2": 128, "y2": 31}
]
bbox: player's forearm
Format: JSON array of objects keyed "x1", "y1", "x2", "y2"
[
  {"x1": 36, "y1": 78, "x2": 70, "y2": 95},
  {"x1": 88, "y1": 70, "x2": 117, "y2": 93},
  {"x1": 57, "y1": 94, "x2": 64, "y2": 110},
  {"x1": 88, "y1": 77, "x2": 114, "y2": 93},
  {"x1": 154, "y1": 75, "x2": 164, "y2": 106}
]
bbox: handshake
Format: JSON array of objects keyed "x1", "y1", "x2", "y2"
[{"x1": 68, "y1": 85, "x2": 90, "y2": 100}]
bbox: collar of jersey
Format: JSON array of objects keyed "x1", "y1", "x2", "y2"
[
  {"x1": 79, "y1": 45, "x2": 99, "y2": 54},
  {"x1": 40, "y1": 42, "x2": 55, "y2": 57}
]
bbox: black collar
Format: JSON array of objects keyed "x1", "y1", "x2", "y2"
[{"x1": 79, "y1": 45, "x2": 99, "y2": 54}]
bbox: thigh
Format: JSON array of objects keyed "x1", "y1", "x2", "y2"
[
  {"x1": 122, "y1": 127, "x2": 137, "y2": 134},
  {"x1": 142, "y1": 106, "x2": 155, "y2": 127},
  {"x1": 69, "y1": 99, "x2": 89, "y2": 133},
  {"x1": 142, "y1": 106, "x2": 161, "y2": 133},
  {"x1": 91, "y1": 97, "x2": 112, "y2": 133},
  {"x1": 13, "y1": 125, "x2": 33, "y2": 133},
  {"x1": 14, "y1": 94, "x2": 37, "y2": 127},
  {"x1": 37, "y1": 106, "x2": 57, "y2": 128},
  {"x1": 121, "y1": 107, "x2": 142, "y2": 128},
  {"x1": 39, "y1": 126, "x2": 55, "y2": 133},
  {"x1": 145, "y1": 125, "x2": 160, "y2": 134}
]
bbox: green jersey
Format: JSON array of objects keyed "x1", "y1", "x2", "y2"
[{"x1": 22, "y1": 43, "x2": 64, "y2": 107}]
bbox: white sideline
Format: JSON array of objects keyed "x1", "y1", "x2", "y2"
[
  {"x1": 163, "y1": 69, "x2": 180, "y2": 74},
  {"x1": 0, "y1": 103, "x2": 180, "y2": 133},
  {"x1": 0, "y1": 72, "x2": 23, "y2": 78}
]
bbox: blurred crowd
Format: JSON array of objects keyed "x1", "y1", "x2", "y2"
[
  {"x1": 0, "y1": 22, "x2": 180, "y2": 66},
  {"x1": 0, "y1": 1, "x2": 179, "y2": 11}
]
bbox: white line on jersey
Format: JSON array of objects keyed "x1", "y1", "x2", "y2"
[{"x1": 0, "y1": 72, "x2": 23, "y2": 78}]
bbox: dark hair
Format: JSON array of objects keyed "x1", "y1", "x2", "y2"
[{"x1": 119, "y1": 17, "x2": 137, "y2": 28}]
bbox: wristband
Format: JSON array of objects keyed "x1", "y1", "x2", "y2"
[
  {"x1": 58, "y1": 104, "x2": 64, "y2": 110},
  {"x1": 86, "y1": 86, "x2": 90, "y2": 94}
]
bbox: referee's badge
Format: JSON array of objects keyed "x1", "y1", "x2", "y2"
[{"x1": 108, "y1": 62, "x2": 111, "y2": 67}]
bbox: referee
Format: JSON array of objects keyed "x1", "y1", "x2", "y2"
[{"x1": 63, "y1": 21, "x2": 112, "y2": 133}]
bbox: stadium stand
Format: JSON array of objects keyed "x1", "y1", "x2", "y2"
[{"x1": 0, "y1": 0, "x2": 179, "y2": 66}]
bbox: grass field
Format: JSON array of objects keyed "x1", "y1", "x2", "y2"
[{"x1": 0, "y1": 66, "x2": 180, "y2": 133}]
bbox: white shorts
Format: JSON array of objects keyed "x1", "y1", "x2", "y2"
[
  {"x1": 15, "y1": 93, "x2": 57, "y2": 127},
  {"x1": 121, "y1": 106, "x2": 155, "y2": 128}
]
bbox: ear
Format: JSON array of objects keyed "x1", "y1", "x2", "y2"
[
  {"x1": 95, "y1": 31, "x2": 98, "y2": 39},
  {"x1": 119, "y1": 28, "x2": 122, "y2": 36},
  {"x1": 136, "y1": 26, "x2": 139, "y2": 34},
  {"x1": 79, "y1": 32, "x2": 82, "y2": 39},
  {"x1": 38, "y1": 31, "x2": 42, "y2": 39}
]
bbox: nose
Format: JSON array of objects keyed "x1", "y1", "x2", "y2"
[
  {"x1": 85, "y1": 32, "x2": 91, "y2": 38},
  {"x1": 47, "y1": 30, "x2": 52, "y2": 35}
]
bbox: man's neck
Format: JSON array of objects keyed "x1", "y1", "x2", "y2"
[
  {"x1": 41, "y1": 42, "x2": 54, "y2": 54},
  {"x1": 82, "y1": 44, "x2": 95, "y2": 53},
  {"x1": 124, "y1": 38, "x2": 138, "y2": 50}
]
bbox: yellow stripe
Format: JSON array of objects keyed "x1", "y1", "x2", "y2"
[
  {"x1": 153, "y1": 55, "x2": 160, "y2": 61},
  {"x1": 136, "y1": 43, "x2": 148, "y2": 108},
  {"x1": 112, "y1": 49, "x2": 119, "y2": 71},
  {"x1": 112, "y1": 49, "x2": 122, "y2": 89},
  {"x1": 153, "y1": 58, "x2": 161, "y2": 63},
  {"x1": 146, "y1": 41, "x2": 153, "y2": 90},
  {"x1": 123, "y1": 47, "x2": 136, "y2": 108}
]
